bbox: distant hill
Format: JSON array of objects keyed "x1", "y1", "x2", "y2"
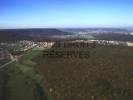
[
  {"x1": 60, "y1": 28, "x2": 131, "y2": 34},
  {"x1": 60, "y1": 28, "x2": 133, "y2": 41},
  {"x1": 0, "y1": 28, "x2": 133, "y2": 42},
  {"x1": 0, "y1": 28, "x2": 71, "y2": 42},
  {"x1": 0, "y1": 31, "x2": 32, "y2": 42},
  {"x1": 92, "y1": 34, "x2": 133, "y2": 41}
]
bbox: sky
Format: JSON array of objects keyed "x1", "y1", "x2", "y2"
[{"x1": 0, "y1": 0, "x2": 133, "y2": 29}]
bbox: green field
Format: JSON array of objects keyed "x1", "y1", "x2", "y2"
[{"x1": 0, "y1": 47, "x2": 49, "y2": 100}]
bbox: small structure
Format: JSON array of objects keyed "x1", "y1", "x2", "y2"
[{"x1": 127, "y1": 42, "x2": 133, "y2": 47}]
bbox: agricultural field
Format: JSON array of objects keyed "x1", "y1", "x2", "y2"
[{"x1": 33, "y1": 45, "x2": 133, "y2": 100}]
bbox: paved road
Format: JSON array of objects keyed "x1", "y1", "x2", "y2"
[
  {"x1": 0, "y1": 44, "x2": 38, "y2": 69},
  {"x1": 0, "y1": 50, "x2": 17, "y2": 69},
  {"x1": 0, "y1": 59, "x2": 16, "y2": 69}
]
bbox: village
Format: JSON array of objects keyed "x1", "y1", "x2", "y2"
[
  {"x1": 37, "y1": 40, "x2": 133, "y2": 48},
  {"x1": 0, "y1": 39, "x2": 133, "y2": 66}
]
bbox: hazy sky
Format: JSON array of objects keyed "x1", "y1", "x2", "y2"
[{"x1": 0, "y1": 0, "x2": 133, "y2": 29}]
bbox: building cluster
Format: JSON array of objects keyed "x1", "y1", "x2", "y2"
[
  {"x1": 0, "y1": 40, "x2": 37, "y2": 55},
  {"x1": 37, "y1": 42, "x2": 55, "y2": 48},
  {"x1": 45, "y1": 40, "x2": 133, "y2": 49},
  {"x1": 52, "y1": 40, "x2": 96, "y2": 48},
  {"x1": 36, "y1": 40, "x2": 133, "y2": 49},
  {"x1": 17, "y1": 40, "x2": 37, "y2": 52},
  {"x1": 92, "y1": 40, "x2": 125, "y2": 46},
  {"x1": 0, "y1": 48, "x2": 10, "y2": 64},
  {"x1": 93, "y1": 40, "x2": 133, "y2": 47},
  {"x1": 126, "y1": 42, "x2": 133, "y2": 47}
]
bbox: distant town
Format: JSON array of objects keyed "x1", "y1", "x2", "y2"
[{"x1": 0, "y1": 38, "x2": 133, "y2": 67}]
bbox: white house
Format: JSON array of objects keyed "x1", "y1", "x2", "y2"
[{"x1": 127, "y1": 42, "x2": 133, "y2": 47}]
